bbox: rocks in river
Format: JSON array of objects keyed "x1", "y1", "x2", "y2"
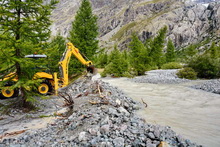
[
  {"x1": 132, "y1": 69, "x2": 190, "y2": 84},
  {"x1": 0, "y1": 78, "x2": 201, "y2": 147},
  {"x1": 191, "y1": 79, "x2": 220, "y2": 94}
]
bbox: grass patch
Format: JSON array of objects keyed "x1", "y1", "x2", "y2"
[{"x1": 111, "y1": 22, "x2": 137, "y2": 41}]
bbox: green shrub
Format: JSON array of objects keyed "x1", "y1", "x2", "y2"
[
  {"x1": 101, "y1": 47, "x2": 129, "y2": 77},
  {"x1": 161, "y1": 62, "x2": 183, "y2": 69},
  {"x1": 176, "y1": 67, "x2": 197, "y2": 80},
  {"x1": 188, "y1": 54, "x2": 220, "y2": 79}
]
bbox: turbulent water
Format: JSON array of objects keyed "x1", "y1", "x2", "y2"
[{"x1": 102, "y1": 77, "x2": 220, "y2": 147}]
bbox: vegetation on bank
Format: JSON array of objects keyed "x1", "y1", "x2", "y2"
[{"x1": 96, "y1": 27, "x2": 220, "y2": 80}]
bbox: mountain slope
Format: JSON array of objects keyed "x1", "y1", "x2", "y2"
[{"x1": 49, "y1": 0, "x2": 220, "y2": 49}]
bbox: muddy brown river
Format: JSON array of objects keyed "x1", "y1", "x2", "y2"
[{"x1": 102, "y1": 77, "x2": 220, "y2": 147}]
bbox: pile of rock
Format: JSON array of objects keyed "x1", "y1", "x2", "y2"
[
  {"x1": 132, "y1": 69, "x2": 190, "y2": 84},
  {"x1": 0, "y1": 78, "x2": 201, "y2": 147},
  {"x1": 192, "y1": 79, "x2": 220, "y2": 94}
]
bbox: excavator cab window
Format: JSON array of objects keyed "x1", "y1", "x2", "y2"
[
  {"x1": 25, "y1": 54, "x2": 50, "y2": 73},
  {"x1": 25, "y1": 54, "x2": 47, "y2": 59}
]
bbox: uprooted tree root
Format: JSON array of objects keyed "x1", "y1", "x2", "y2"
[
  {"x1": 58, "y1": 79, "x2": 112, "y2": 111},
  {"x1": 0, "y1": 130, "x2": 27, "y2": 141}
]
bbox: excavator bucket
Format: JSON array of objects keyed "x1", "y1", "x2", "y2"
[{"x1": 87, "y1": 65, "x2": 97, "y2": 74}]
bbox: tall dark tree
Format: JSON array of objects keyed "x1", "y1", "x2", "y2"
[
  {"x1": 208, "y1": 42, "x2": 218, "y2": 58},
  {"x1": 149, "y1": 26, "x2": 167, "y2": 67},
  {"x1": 102, "y1": 46, "x2": 128, "y2": 77},
  {"x1": 69, "y1": 0, "x2": 99, "y2": 59},
  {"x1": 129, "y1": 33, "x2": 151, "y2": 75},
  {"x1": 47, "y1": 35, "x2": 66, "y2": 73},
  {"x1": 0, "y1": 0, "x2": 58, "y2": 108},
  {"x1": 165, "y1": 38, "x2": 176, "y2": 62}
]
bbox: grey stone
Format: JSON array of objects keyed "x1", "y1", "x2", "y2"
[
  {"x1": 148, "y1": 132, "x2": 155, "y2": 139},
  {"x1": 154, "y1": 128, "x2": 160, "y2": 138},
  {"x1": 88, "y1": 127, "x2": 99, "y2": 135},
  {"x1": 117, "y1": 107, "x2": 130, "y2": 116},
  {"x1": 113, "y1": 137, "x2": 125, "y2": 147},
  {"x1": 101, "y1": 116, "x2": 110, "y2": 125},
  {"x1": 100, "y1": 125, "x2": 110, "y2": 134},
  {"x1": 146, "y1": 144, "x2": 157, "y2": 147},
  {"x1": 91, "y1": 137, "x2": 99, "y2": 146},
  {"x1": 78, "y1": 132, "x2": 87, "y2": 141},
  {"x1": 108, "y1": 108, "x2": 119, "y2": 116},
  {"x1": 98, "y1": 142, "x2": 112, "y2": 147}
]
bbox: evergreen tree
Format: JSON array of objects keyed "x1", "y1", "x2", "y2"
[
  {"x1": 102, "y1": 46, "x2": 128, "y2": 77},
  {"x1": 0, "y1": 0, "x2": 58, "y2": 108},
  {"x1": 129, "y1": 34, "x2": 151, "y2": 75},
  {"x1": 94, "y1": 52, "x2": 108, "y2": 68},
  {"x1": 47, "y1": 35, "x2": 66, "y2": 73},
  {"x1": 165, "y1": 39, "x2": 176, "y2": 62},
  {"x1": 184, "y1": 44, "x2": 198, "y2": 60},
  {"x1": 69, "y1": 0, "x2": 99, "y2": 59},
  {"x1": 209, "y1": 42, "x2": 218, "y2": 58},
  {"x1": 149, "y1": 26, "x2": 167, "y2": 67}
]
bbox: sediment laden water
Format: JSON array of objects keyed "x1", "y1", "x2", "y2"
[{"x1": 102, "y1": 77, "x2": 220, "y2": 147}]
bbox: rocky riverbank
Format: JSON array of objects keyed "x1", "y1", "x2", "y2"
[
  {"x1": 192, "y1": 79, "x2": 220, "y2": 94},
  {"x1": 132, "y1": 69, "x2": 190, "y2": 84},
  {"x1": 0, "y1": 77, "x2": 201, "y2": 147},
  {"x1": 132, "y1": 69, "x2": 220, "y2": 96}
]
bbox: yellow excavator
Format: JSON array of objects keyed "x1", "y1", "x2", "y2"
[{"x1": 0, "y1": 42, "x2": 95, "y2": 98}]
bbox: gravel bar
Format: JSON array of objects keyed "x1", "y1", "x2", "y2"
[
  {"x1": 0, "y1": 77, "x2": 201, "y2": 147},
  {"x1": 191, "y1": 79, "x2": 220, "y2": 94},
  {"x1": 132, "y1": 69, "x2": 190, "y2": 84}
]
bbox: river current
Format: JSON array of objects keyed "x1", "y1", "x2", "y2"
[{"x1": 102, "y1": 77, "x2": 220, "y2": 147}]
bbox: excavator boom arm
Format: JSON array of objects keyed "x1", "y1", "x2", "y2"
[{"x1": 58, "y1": 42, "x2": 93, "y2": 87}]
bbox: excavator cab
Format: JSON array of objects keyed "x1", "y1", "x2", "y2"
[{"x1": 25, "y1": 54, "x2": 50, "y2": 73}]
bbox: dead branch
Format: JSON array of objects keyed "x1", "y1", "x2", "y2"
[
  {"x1": 88, "y1": 100, "x2": 109, "y2": 105},
  {"x1": 98, "y1": 84, "x2": 104, "y2": 98},
  {"x1": 58, "y1": 92, "x2": 74, "y2": 108},
  {"x1": 141, "y1": 98, "x2": 148, "y2": 108},
  {"x1": 0, "y1": 130, "x2": 27, "y2": 140},
  {"x1": 75, "y1": 93, "x2": 82, "y2": 98}
]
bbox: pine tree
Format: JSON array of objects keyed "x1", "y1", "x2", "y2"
[
  {"x1": 102, "y1": 46, "x2": 128, "y2": 77},
  {"x1": 47, "y1": 35, "x2": 66, "y2": 73},
  {"x1": 165, "y1": 39, "x2": 176, "y2": 62},
  {"x1": 209, "y1": 42, "x2": 218, "y2": 58},
  {"x1": 149, "y1": 26, "x2": 167, "y2": 67},
  {"x1": 69, "y1": 0, "x2": 99, "y2": 59},
  {"x1": 95, "y1": 52, "x2": 108, "y2": 68},
  {"x1": 0, "y1": 0, "x2": 58, "y2": 108},
  {"x1": 184, "y1": 44, "x2": 198, "y2": 59},
  {"x1": 129, "y1": 33, "x2": 151, "y2": 75}
]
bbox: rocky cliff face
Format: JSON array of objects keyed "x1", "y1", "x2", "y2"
[{"x1": 49, "y1": 0, "x2": 220, "y2": 49}]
